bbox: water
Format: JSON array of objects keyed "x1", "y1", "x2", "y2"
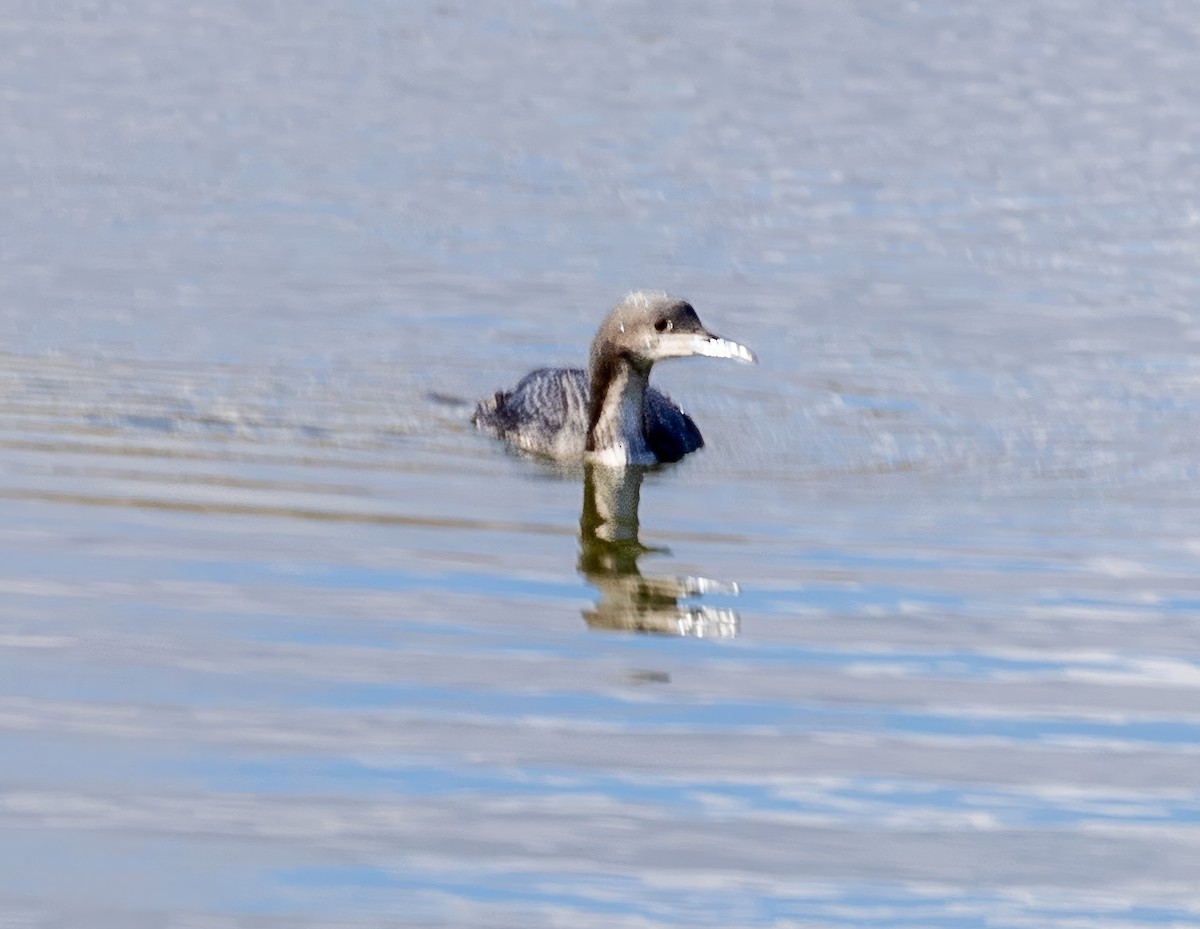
[{"x1": 3, "y1": 1, "x2": 1200, "y2": 926}]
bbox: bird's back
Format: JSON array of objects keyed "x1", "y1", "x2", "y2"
[
  {"x1": 473, "y1": 367, "x2": 702, "y2": 463},
  {"x1": 474, "y1": 367, "x2": 591, "y2": 459}
]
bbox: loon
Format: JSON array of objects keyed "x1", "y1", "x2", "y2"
[{"x1": 473, "y1": 291, "x2": 755, "y2": 465}]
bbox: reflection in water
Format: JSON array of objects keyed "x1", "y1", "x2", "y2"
[{"x1": 578, "y1": 464, "x2": 740, "y2": 637}]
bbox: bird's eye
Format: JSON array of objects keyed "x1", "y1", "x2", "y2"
[{"x1": 654, "y1": 318, "x2": 671, "y2": 333}]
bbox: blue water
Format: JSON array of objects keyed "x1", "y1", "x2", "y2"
[{"x1": 3, "y1": 1, "x2": 1200, "y2": 927}]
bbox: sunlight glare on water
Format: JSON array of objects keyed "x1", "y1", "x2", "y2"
[{"x1": 2, "y1": 1, "x2": 1200, "y2": 927}]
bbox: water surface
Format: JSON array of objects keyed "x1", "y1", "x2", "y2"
[{"x1": 3, "y1": 2, "x2": 1200, "y2": 926}]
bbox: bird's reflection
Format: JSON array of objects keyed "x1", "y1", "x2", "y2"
[{"x1": 578, "y1": 464, "x2": 740, "y2": 637}]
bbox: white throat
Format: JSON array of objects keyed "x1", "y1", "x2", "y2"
[{"x1": 586, "y1": 362, "x2": 656, "y2": 466}]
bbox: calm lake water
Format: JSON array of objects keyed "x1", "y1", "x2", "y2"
[{"x1": 3, "y1": 2, "x2": 1200, "y2": 926}]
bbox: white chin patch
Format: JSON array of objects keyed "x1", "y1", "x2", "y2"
[{"x1": 694, "y1": 337, "x2": 756, "y2": 364}]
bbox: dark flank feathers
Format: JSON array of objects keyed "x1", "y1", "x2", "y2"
[{"x1": 473, "y1": 367, "x2": 702, "y2": 463}]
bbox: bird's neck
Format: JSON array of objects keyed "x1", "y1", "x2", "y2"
[{"x1": 586, "y1": 352, "x2": 655, "y2": 466}]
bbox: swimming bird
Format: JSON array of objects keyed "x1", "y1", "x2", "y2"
[{"x1": 473, "y1": 291, "x2": 755, "y2": 465}]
